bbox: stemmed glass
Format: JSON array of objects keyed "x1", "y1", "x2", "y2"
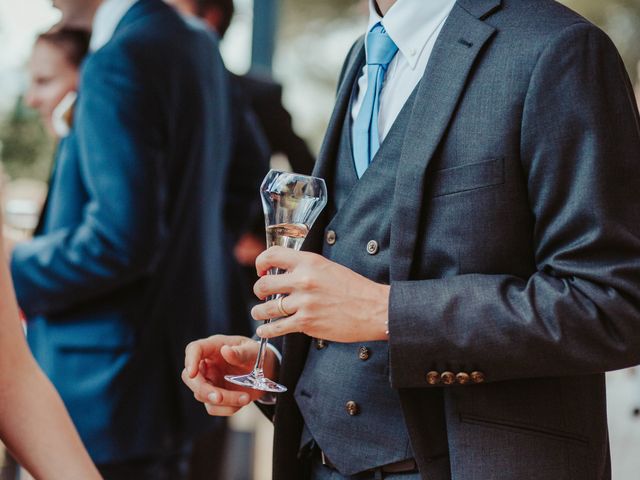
[{"x1": 225, "y1": 170, "x2": 327, "y2": 393}]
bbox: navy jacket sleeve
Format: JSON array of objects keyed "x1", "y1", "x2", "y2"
[
  {"x1": 388, "y1": 24, "x2": 640, "y2": 387},
  {"x1": 11, "y1": 43, "x2": 165, "y2": 316}
]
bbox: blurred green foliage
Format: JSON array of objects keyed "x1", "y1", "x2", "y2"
[{"x1": 0, "y1": 96, "x2": 54, "y2": 182}]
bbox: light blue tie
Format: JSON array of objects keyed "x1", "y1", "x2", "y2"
[{"x1": 352, "y1": 23, "x2": 399, "y2": 178}]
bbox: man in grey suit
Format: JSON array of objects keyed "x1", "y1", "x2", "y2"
[{"x1": 182, "y1": 0, "x2": 640, "y2": 478}]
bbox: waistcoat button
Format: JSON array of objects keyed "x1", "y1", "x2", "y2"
[
  {"x1": 346, "y1": 401, "x2": 360, "y2": 416},
  {"x1": 470, "y1": 371, "x2": 486, "y2": 384},
  {"x1": 426, "y1": 371, "x2": 441, "y2": 385},
  {"x1": 366, "y1": 240, "x2": 379, "y2": 255},
  {"x1": 441, "y1": 371, "x2": 455, "y2": 385},
  {"x1": 358, "y1": 346, "x2": 370, "y2": 361},
  {"x1": 316, "y1": 339, "x2": 327, "y2": 350},
  {"x1": 456, "y1": 372, "x2": 471, "y2": 385},
  {"x1": 326, "y1": 230, "x2": 337, "y2": 245}
]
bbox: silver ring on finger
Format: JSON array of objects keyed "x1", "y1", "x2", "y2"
[{"x1": 277, "y1": 296, "x2": 292, "y2": 317}]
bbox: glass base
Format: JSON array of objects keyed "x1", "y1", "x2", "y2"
[{"x1": 225, "y1": 373, "x2": 288, "y2": 393}]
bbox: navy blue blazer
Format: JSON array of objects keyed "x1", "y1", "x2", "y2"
[{"x1": 11, "y1": 0, "x2": 258, "y2": 463}]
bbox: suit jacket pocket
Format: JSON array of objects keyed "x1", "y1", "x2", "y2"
[
  {"x1": 459, "y1": 413, "x2": 589, "y2": 446},
  {"x1": 430, "y1": 157, "x2": 505, "y2": 197}
]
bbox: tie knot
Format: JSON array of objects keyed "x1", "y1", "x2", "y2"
[
  {"x1": 367, "y1": 23, "x2": 398, "y2": 68},
  {"x1": 366, "y1": 23, "x2": 398, "y2": 67}
]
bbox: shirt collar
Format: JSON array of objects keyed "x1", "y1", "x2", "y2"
[
  {"x1": 90, "y1": 0, "x2": 138, "y2": 52},
  {"x1": 52, "y1": 91, "x2": 77, "y2": 138},
  {"x1": 367, "y1": 0, "x2": 457, "y2": 70}
]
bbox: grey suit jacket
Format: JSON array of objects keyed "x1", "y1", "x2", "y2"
[{"x1": 268, "y1": 1, "x2": 640, "y2": 478}]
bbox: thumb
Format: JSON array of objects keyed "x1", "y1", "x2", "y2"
[{"x1": 220, "y1": 342, "x2": 257, "y2": 368}]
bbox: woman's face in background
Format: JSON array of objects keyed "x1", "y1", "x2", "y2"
[{"x1": 25, "y1": 40, "x2": 78, "y2": 136}]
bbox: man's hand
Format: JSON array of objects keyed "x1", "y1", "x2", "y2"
[
  {"x1": 252, "y1": 246, "x2": 390, "y2": 343},
  {"x1": 182, "y1": 335, "x2": 278, "y2": 417}
]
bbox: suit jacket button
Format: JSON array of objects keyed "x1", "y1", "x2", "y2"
[
  {"x1": 471, "y1": 371, "x2": 485, "y2": 384},
  {"x1": 456, "y1": 372, "x2": 470, "y2": 385},
  {"x1": 316, "y1": 339, "x2": 327, "y2": 350},
  {"x1": 366, "y1": 240, "x2": 379, "y2": 255},
  {"x1": 346, "y1": 401, "x2": 360, "y2": 416},
  {"x1": 358, "y1": 346, "x2": 370, "y2": 361},
  {"x1": 441, "y1": 371, "x2": 455, "y2": 385},
  {"x1": 326, "y1": 230, "x2": 337, "y2": 245},
  {"x1": 426, "y1": 371, "x2": 441, "y2": 385}
]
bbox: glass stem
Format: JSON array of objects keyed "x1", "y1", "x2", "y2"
[{"x1": 252, "y1": 320, "x2": 271, "y2": 378}]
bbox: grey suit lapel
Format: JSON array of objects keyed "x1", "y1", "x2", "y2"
[
  {"x1": 272, "y1": 44, "x2": 366, "y2": 381},
  {"x1": 313, "y1": 39, "x2": 365, "y2": 182},
  {"x1": 304, "y1": 39, "x2": 365, "y2": 254},
  {"x1": 390, "y1": 1, "x2": 499, "y2": 282}
]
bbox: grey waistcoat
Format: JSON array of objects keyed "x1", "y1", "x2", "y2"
[{"x1": 294, "y1": 83, "x2": 419, "y2": 476}]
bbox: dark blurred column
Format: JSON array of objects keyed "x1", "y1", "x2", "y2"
[{"x1": 251, "y1": 0, "x2": 279, "y2": 74}]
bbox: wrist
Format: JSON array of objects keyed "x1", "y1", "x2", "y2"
[{"x1": 370, "y1": 283, "x2": 390, "y2": 341}]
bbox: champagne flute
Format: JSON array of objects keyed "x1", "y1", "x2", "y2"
[{"x1": 225, "y1": 170, "x2": 327, "y2": 393}]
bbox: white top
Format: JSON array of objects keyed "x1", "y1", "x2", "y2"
[
  {"x1": 51, "y1": 91, "x2": 77, "y2": 138},
  {"x1": 351, "y1": 0, "x2": 457, "y2": 142},
  {"x1": 90, "y1": 0, "x2": 138, "y2": 52}
]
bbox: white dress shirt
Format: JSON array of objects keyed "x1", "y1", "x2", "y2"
[
  {"x1": 90, "y1": 0, "x2": 138, "y2": 52},
  {"x1": 352, "y1": 0, "x2": 457, "y2": 142}
]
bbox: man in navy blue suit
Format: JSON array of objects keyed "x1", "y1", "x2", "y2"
[
  {"x1": 168, "y1": 0, "x2": 316, "y2": 177},
  {"x1": 9, "y1": 0, "x2": 260, "y2": 477},
  {"x1": 168, "y1": 0, "x2": 315, "y2": 323}
]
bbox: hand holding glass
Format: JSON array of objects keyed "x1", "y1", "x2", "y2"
[{"x1": 225, "y1": 170, "x2": 327, "y2": 393}]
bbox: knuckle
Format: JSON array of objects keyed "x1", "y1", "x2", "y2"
[
  {"x1": 307, "y1": 253, "x2": 323, "y2": 267},
  {"x1": 260, "y1": 325, "x2": 272, "y2": 337},
  {"x1": 298, "y1": 294, "x2": 313, "y2": 311},
  {"x1": 205, "y1": 404, "x2": 216, "y2": 416},
  {"x1": 181, "y1": 370, "x2": 193, "y2": 386},
  {"x1": 298, "y1": 274, "x2": 315, "y2": 290},
  {"x1": 297, "y1": 315, "x2": 311, "y2": 331},
  {"x1": 263, "y1": 248, "x2": 275, "y2": 263},
  {"x1": 253, "y1": 280, "x2": 266, "y2": 298}
]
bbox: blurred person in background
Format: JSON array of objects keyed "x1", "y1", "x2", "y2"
[
  {"x1": 0, "y1": 219, "x2": 100, "y2": 480},
  {"x1": 167, "y1": 3, "x2": 272, "y2": 479},
  {"x1": 169, "y1": 0, "x2": 315, "y2": 177},
  {"x1": 2, "y1": 27, "x2": 90, "y2": 278},
  {"x1": 25, "y1": 27, "x2": 90, "y2": 139},
  {"x1": 183, "y1": 0, "x2": 640, "y2": 479},
  {"x1": 8, "y1": 0, "x2": 260, "y2": 479},
  {"x1": 168, "y1": 0, "x2": 316, "y2": 272}
]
